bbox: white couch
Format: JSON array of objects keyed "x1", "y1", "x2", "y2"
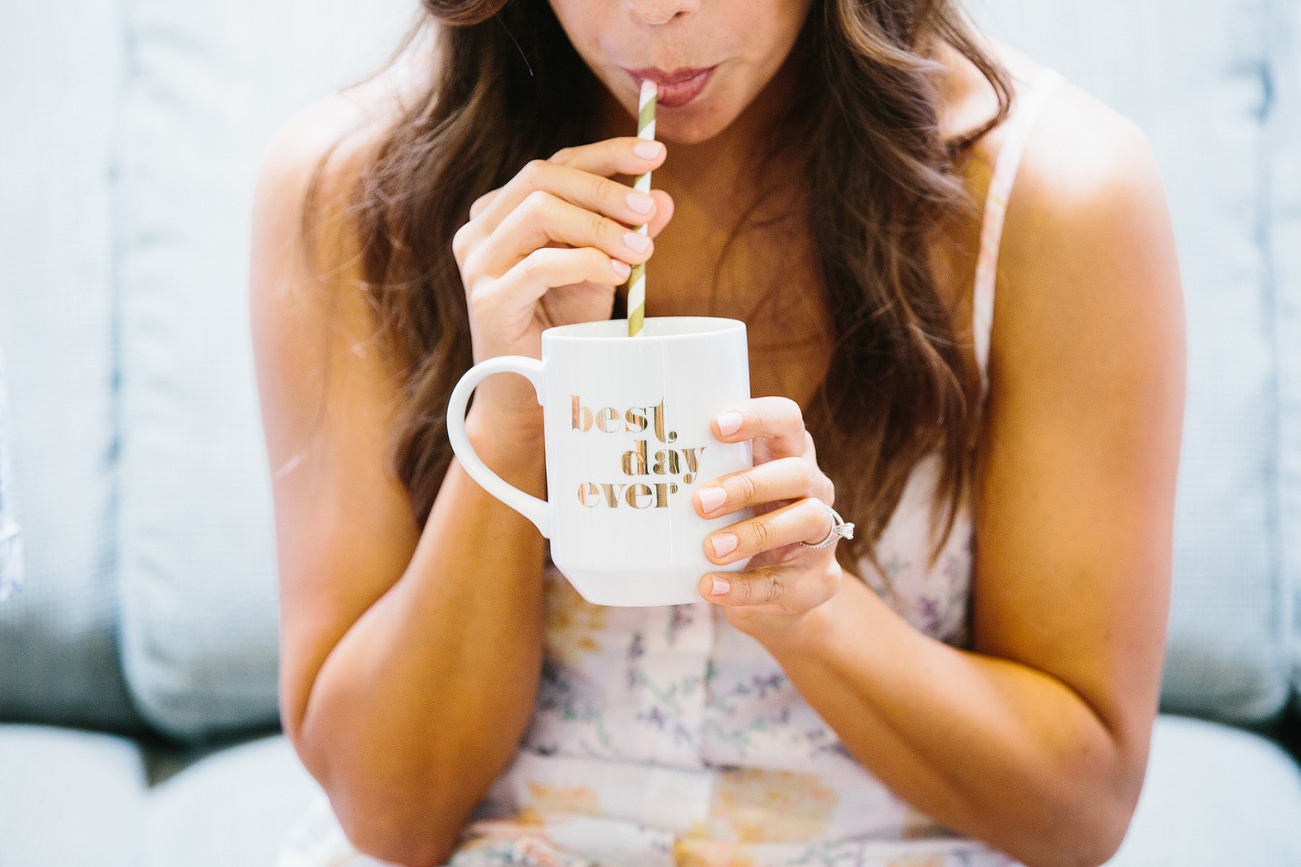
[{"x1": 1, "y1": 0, "x2": 1298, "y2": 864}]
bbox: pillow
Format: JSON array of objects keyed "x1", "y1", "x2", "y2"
[
  {"x1": 0, "y1": 353, "x2": 22, "y2": 603},
  {"x1": 1270, "y1": 0, "x2": 1301, "y2": 711},
  {"x1": 0, "y1": 0, "x2": 142, "y2": 731},
  {"x1": 115, "y1": 0, "x2": 414, "y2": 740}
]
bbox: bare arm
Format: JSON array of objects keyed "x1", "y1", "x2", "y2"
[
  {"x1": 251, "y1": 94, "x2": 674, "y2": 865},
  {"x1": 695, "y1": 98, "x2": 1183, "y2": 867},
  {"x1": 250, "y1": 101, "x2": 551, "y2": 866}
]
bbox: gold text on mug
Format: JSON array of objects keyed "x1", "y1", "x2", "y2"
[{"x1": 572, "y1": 396, "x2": 679, "y2": 443}]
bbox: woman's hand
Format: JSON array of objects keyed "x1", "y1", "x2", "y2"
[
  {"x1": 451, "y1": 138, "x2": 675, "y2": 433},
  {"x1": 695, "y1": 396, "x2": 845, "y2": 638}
]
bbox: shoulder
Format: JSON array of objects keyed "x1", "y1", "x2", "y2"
[
  {"x1": 250, "y1": 58, "x2": 433, "y2": 433},
  {"x1": 934, "y1": 38, "x2": 1181, "y2": 388},
  {"x1": 252, "y1": 65, "x2": 418, "y2": 268},
  {"x1": 1005, "y1": 68, "x2": 1168, "y2": 267},
  {"x1": 253, "y1": 26, "x2": 438, "y2": 269},
  {"x1": 995, "y1": 62, "x2": 1182, "y2": 364},
  {"x1": 250, "y1": 43, "x2": 437, "y2": 346},
  {"x1": 972, "y1": 51, "x2": 1184, "y2": 426}
]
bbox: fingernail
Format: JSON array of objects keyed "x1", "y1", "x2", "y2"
[
  {"x1": 711, "y1": 533, "x2": 738, "y2": 558},
  {"x1": 634, "y1": 140, "x2": 664, "y2": 159},
  {"x1": 716, "y1": 411, "x2": 743, "y2": 437},
  {"x1": 611, "y1": 258, "x2": 631, "y2": 279},
  {"x1": 627, "y1": 191, "x2": 654, "y2": 214},
  {"x1": 624, "y1": 231, "x2": 651, "y2": 253},
  {"x1": 697, "y1": 486, "x2": 726, "y2": 514},
  {"x1": 711, "y1": 576, "x2": 731, "y2": 597}
]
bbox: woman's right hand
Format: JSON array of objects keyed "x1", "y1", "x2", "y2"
[{"x1": 451, "y1": 137, "x2": 674, "y2": 435}]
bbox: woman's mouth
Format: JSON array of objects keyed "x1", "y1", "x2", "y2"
[{"x1": 626, "y1": 66, "x2": 716, "y2": 109}]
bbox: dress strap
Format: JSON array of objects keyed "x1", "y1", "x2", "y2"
[{"x1": 973, "y1": 68, "x2": 1064, "y2": 397}]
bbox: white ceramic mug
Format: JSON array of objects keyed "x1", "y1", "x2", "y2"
[{"x1": 446, "y1": 317, "x2": 754, "y2": 607}]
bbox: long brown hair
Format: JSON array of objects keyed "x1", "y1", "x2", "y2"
[{"x1": 334, "y1": 0, "x2": 1012, "y2": 573}]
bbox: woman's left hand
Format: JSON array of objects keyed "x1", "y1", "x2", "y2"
[{"x1": 695, "y1": 396, "x2": 846, "y2": 638}]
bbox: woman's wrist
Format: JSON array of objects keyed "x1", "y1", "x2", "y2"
[
  {"x1": 465, "y1": 401, "x2": 545, "y2": 447},
  {"x1": 462, "y1": 404, "x2": 548, "y2": 496}
]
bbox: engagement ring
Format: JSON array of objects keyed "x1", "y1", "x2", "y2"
[{"x1": 799, "y1": 504, "x2": 855, "y2": 550}]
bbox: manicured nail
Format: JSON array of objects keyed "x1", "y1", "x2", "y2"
[
  {"x1": 711, "y1": 533, "x2": 738, "y2": 558},
  {"x1": 624, "y1": 231, "x2": 651, "y2": 253},
  {"x1": 710, "y1": 576, "x2": 731, "y2": 597},
  {"x1": 627, "y1": 191, "x2": 654, "y2": 214},
  {"x1": 611, "y1": 258, "x2": 631, "y2": 279},
  {"x1": 697, "y1": 486, "x2": 726, "y2": 514},
  {"x1": 716, "y1": 411, "x2": 743, "y2": 437},
  {"x1": 634, "y1": 140, "x2": 664, "y2": 159}
]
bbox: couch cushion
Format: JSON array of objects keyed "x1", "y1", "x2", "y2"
[
  {"x1": 0, "y1": 725, "x2": 146, "y2": 867},
  {"x1": 974, "y1": 0, "x2": 1289, "y2": 722},
  {"x1": 1272, "y1": 0, "x2": 1301, "y2": 713},
  {"x1": 0, "y1": 0, "x2": 143, "y2": 730},
  {"x1": 115, "y1": 0, "x2": 413, "y2": 740},
  {"x1": 143, "y1": 734, "x2": 322, "y2": 867},
  {"x1": 0, "y1": 352, "x2": 23, "y2": 602},
  {"x1": 1105, "y1": 715, "x2": 1301, "y2": 866}
]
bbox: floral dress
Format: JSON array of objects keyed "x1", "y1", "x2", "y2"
[
  {"x1": 278, "y1": 69, "x2": 1064, "y2": 867},
  {"x1": 281, "y1": 458, "x2": 1001, "y2": 867}
]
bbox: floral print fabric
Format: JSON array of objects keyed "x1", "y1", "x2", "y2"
[
  {"x1": 278, "y1": 67, "x2": 1067, "y2": 867},
  {"x1": 279, "y1": 458, "x2": 1010, "y2": 867}
]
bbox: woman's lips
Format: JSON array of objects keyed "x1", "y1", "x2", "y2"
[{"x1": 626, "y1": 66, "x2": 716, "y2": 109}]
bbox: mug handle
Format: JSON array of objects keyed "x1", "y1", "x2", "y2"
[{"x1": 446, "y1": 355, "x2": 553, "y2": 538}]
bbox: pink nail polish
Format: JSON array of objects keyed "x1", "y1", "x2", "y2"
[
  {"x1": 711, "y1": 576, "x2": 731, "y2": 596},
  {"x1": 611, "y1": 258, "x2": 631, "y2": 279},
  {"x1": 698, "y1": 486, "x2": 726, "y2": 514},
  {"x1": 624, "y1": 231, "x2": 651, "y2": 253},
  {"x1": 711, "y1": 533, "x2": 738, "y2": 558},
  {"x1": 627, "y1": 191, "x2": 654, "y2": 215},
  {"x1": 716, "y1": 411, "x2": 743, "y2": 437},
  {"x1": 634, "y1": 140, "x2": 663, "y2": 159}
]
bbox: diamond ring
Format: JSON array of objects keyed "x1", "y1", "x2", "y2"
[{"x1": 799, "y1": 503, "x2": 855, "y2": 550}]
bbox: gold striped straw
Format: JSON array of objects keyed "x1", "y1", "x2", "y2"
[{"x1": 626, "y1": 79, "x2": 657, "y2": 337}]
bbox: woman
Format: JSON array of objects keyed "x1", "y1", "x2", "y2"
[{"x1": 252, "y1": 0, "x2": 1184, "y2": 865}]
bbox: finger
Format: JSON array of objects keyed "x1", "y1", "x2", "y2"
[
  {"x1": 700, "y1": 560, "x2": 840, "y2": 611},
  {"x1": 469, "y1": 189, "x2": 653, "y2": 281},
  {"x1": 548, "y1": 137, "x2": 667, "y2": 177},
  {"x1": 712, "y1": 397, "x2": 809, "y2": 460},
  {"x1": 471, "y1": 246, "x2": 632, "y2": 316},
  {"x1": 695, "y1": 457, "x2": 834, "y2": 519},
  {"x1": 646, "y1": 190, "x2": 675, "y2": 240},
  {"x1": 475, "y1": 158, "x2": 663, "y2": 239},
  {"x1": 469, "y1": 188, "x2": 501, "y2": 220},
  {"x1": 704, "y1": 497, "x2": 834, "y2": 566}
]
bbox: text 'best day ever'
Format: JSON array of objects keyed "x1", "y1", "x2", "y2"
[{"x1": 571, "y1": 396, "x2": 707, "y2": 509}]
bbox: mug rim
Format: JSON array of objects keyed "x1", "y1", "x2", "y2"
[{"x1": 542, "y1": 316, "x2": 745, "y2": 343}]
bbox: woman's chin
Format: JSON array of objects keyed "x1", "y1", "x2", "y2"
[{"x1": 653, "y1": 106, "x2": 741, "y2": 146}]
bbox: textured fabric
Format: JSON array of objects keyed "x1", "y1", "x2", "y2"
[
  {"x1": 115, "y1": 0, "x2": 413, "y2": 740},
  {"x1": 143, "y1": 735, "x2": 322, "y2": 867},
  {"x1": 1104, "y1": 716, "x2": 1301, "y2": 866},
  {"x1": 974, "y1": 0, "x2": 1287, "y2": 722},
  {"x1": 276, "y1": 68, "x2": 1059, "y2": 867},
  {"x1": 0, "y1": 0, "x2": 143, "y2": 730},
  {"x1": 0, "y1": 351, "x2": 23, "y2": 603},
  {"x1": 1270, "y1": 0, "x2": 1301, "y2": 712},
  {"x1": 0, "y1": 725, "x2": 146, "y2": 867}
]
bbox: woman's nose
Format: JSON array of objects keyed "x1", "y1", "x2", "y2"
[{"x1": 625, "y1": 0, "x2": 699, "y2": 26}]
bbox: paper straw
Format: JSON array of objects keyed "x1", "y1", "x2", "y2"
[{"x1": 626, "y1": 79, "x2": 657, "y2": 337}]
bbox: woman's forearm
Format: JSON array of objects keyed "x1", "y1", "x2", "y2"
[
  {"x1": 296, "y1": 425, "x2": 549, "y2": 866},
  {"x1": 761, "y1": 576, "x2": 1149, "y2": 867}
]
